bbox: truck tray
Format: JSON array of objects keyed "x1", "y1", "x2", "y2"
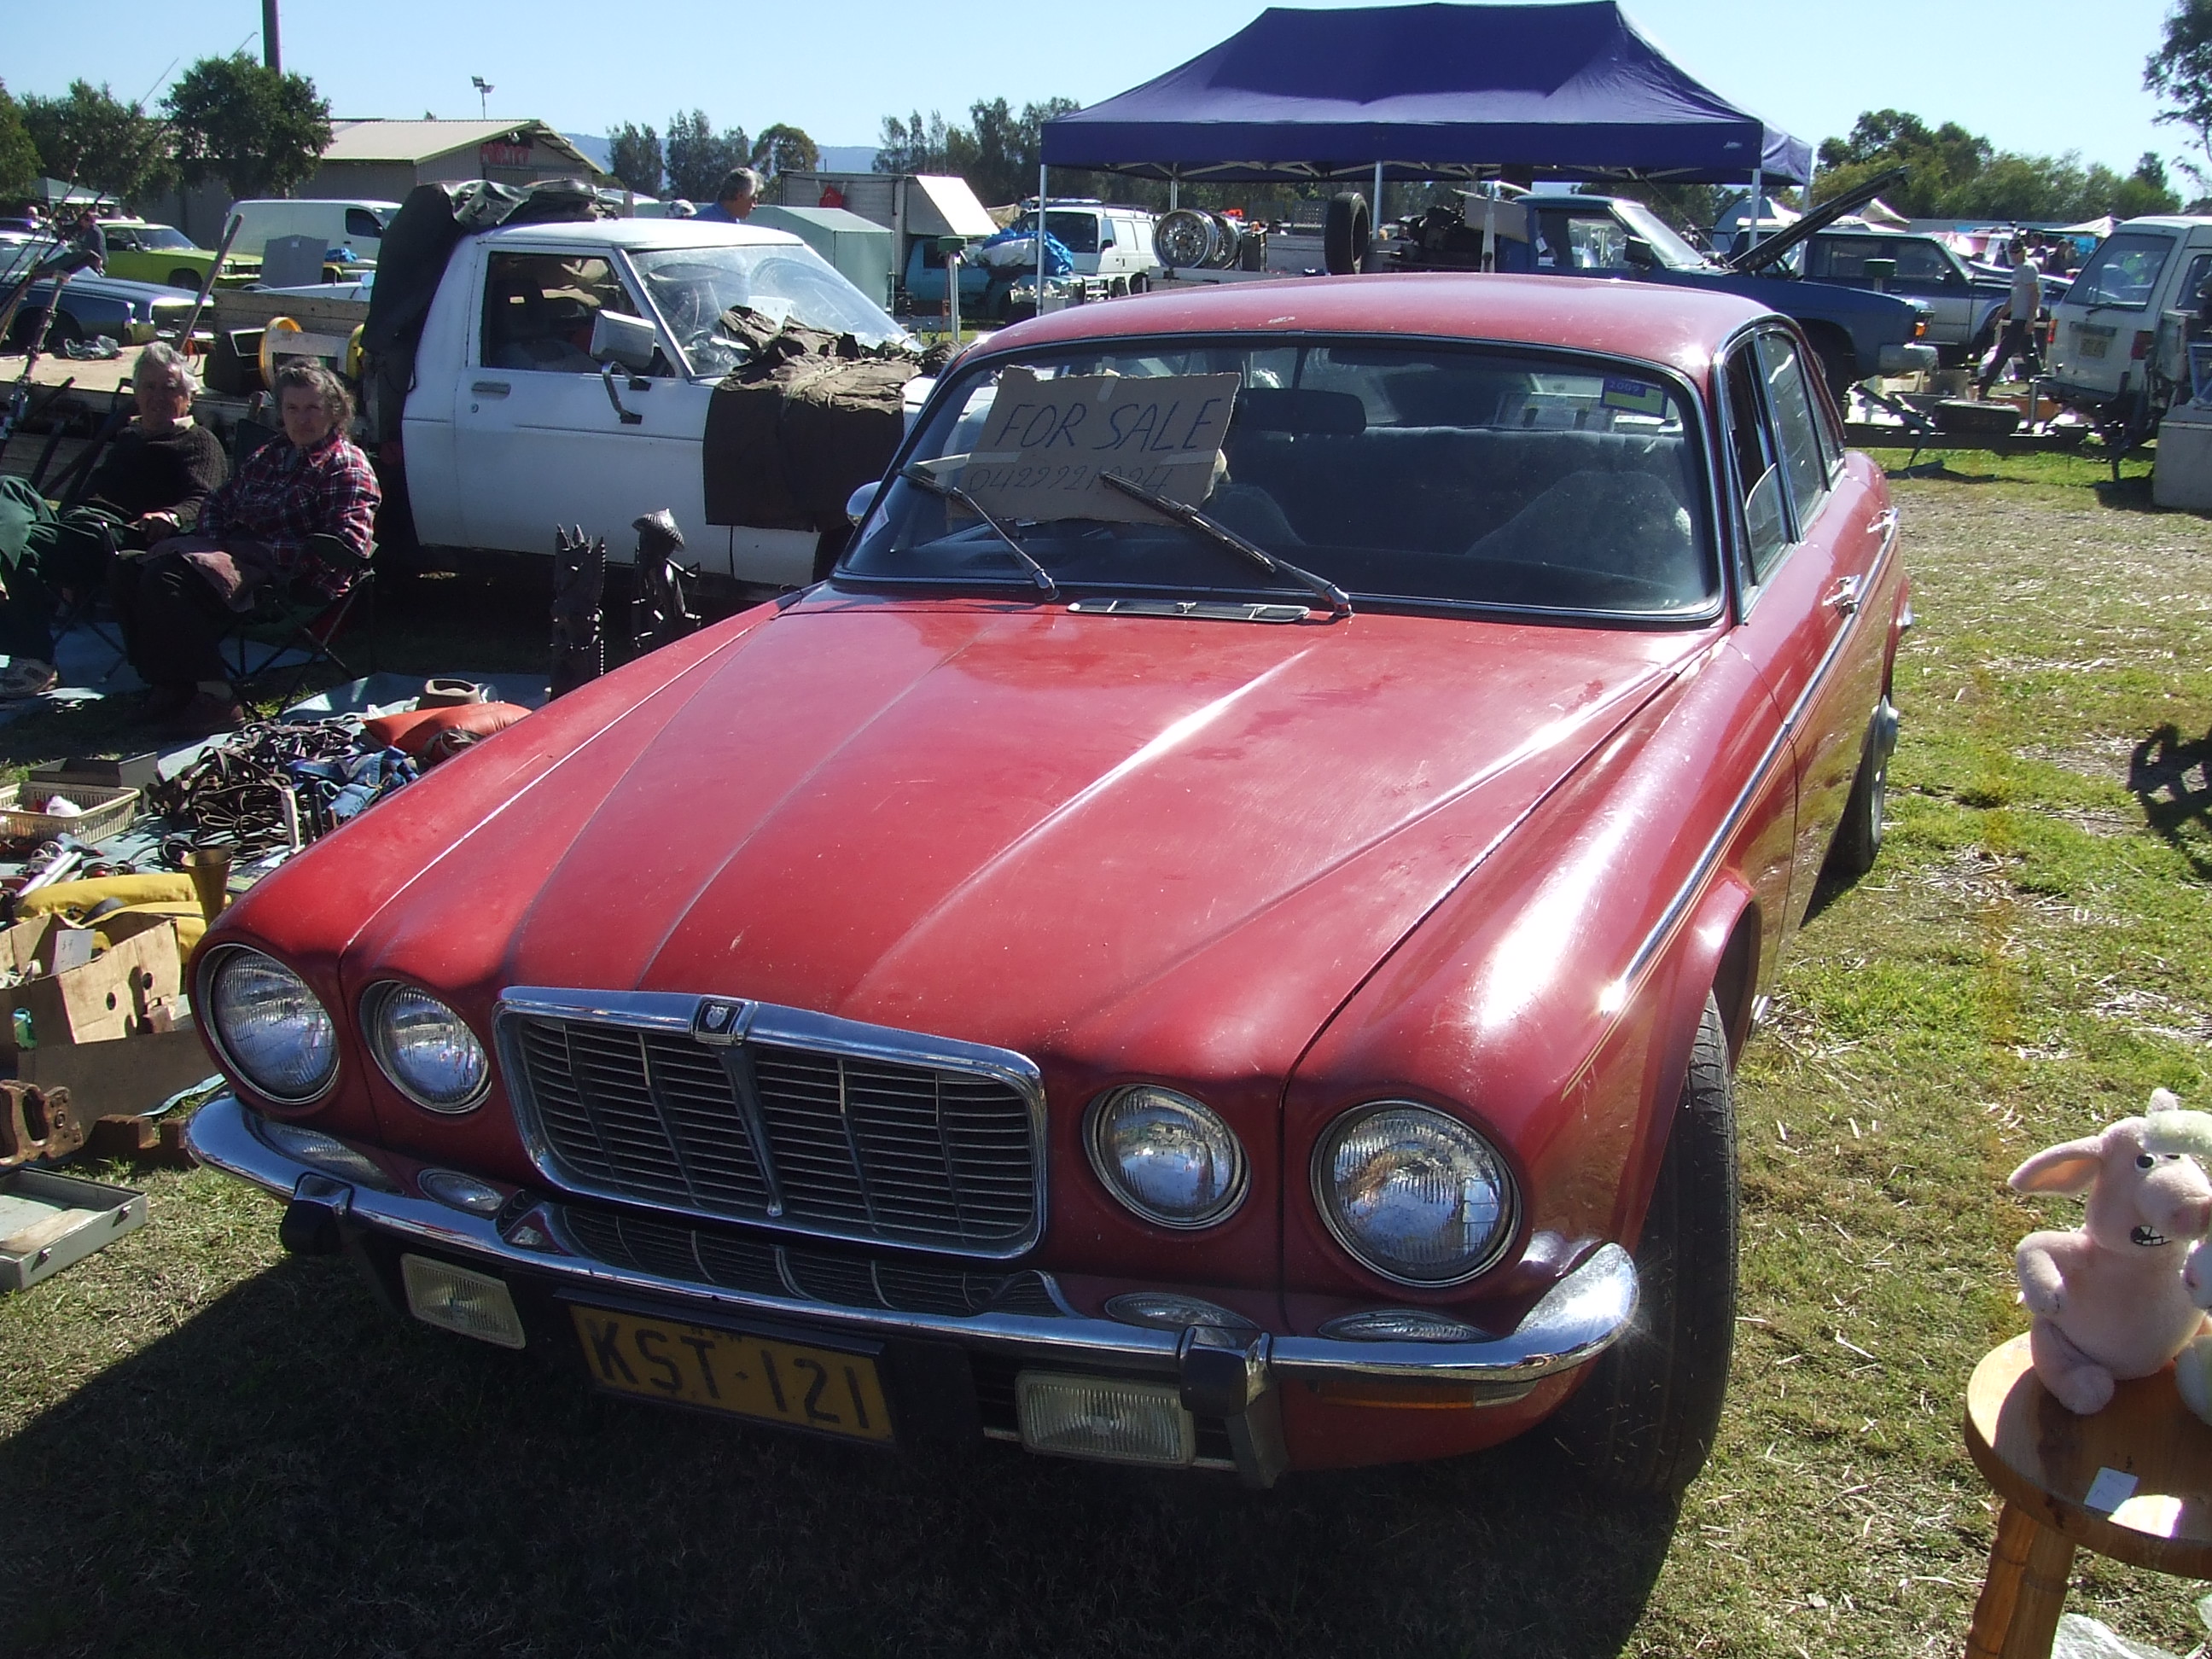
[{"x1": 0, "y1": 1166, "x2": 147, "y2": 1291}]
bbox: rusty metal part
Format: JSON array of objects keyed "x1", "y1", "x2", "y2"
[
  {"x1": 0, "y1": 1082, "x2": 81, "y2": 1167},
  {"x1": 85, "y1": 1112, "x2": 195, "y2": 1168}
]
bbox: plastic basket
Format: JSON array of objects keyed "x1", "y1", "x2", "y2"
[{"x1": 0, "y1": 783, "x2": 141, "y2": 845}]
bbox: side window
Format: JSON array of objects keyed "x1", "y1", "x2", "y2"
[
  {"x1": 1723, "y1": 346, "x2": 1789, "y2": 583},
  {"x1": 1756, "y1": 332, "x2": 1829, "y2": 533},
  {"x1": 345, "y1": 208, "x2": 383, "y2": 241},
  {"x1": 480, "y1": 253, "x2": 647, "y2": 374},
  {"x1": 2180, "y1": 252, "x2": 2212, "y2": 312},
  {"x1": 1567, "y1": 216, "x2": 1628, "y2": 270}
]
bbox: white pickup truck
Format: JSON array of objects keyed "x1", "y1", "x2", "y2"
[{"x1": 388, "y1": 218, "x2": 923, "y2": 585}]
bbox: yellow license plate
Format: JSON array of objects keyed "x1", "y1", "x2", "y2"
[
  {"x1": 570, "y1": 1307, "x2": 893, "y2": 1441},
  {"x1": 2078, "y1": 330, "x2": 2110, "y2": 359}
]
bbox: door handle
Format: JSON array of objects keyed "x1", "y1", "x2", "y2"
[
  {"x1": 471, "y1": 380, "x2": 509, "y2": 396},
  {"x1": 1825, "y1": 574, "x2": 1863, "y2": 615},
  {"x1": 601, "y1": 364, "x2": 643, "y2": 425}
]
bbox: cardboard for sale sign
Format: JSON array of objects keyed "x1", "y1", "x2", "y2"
[{"x1": 958, "y1": 370, "x2": 1243, "y2": 521}]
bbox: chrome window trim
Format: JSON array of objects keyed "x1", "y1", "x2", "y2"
[
  {"x1": 1615, "y1": 500, "x2": 1901, "y2": 997},
  {"x1": 493, "y1": 987, "x2": 1049, "y2": 1260}
]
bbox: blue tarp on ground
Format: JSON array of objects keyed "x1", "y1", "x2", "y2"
[{"x1": 1040, "y1": 2, "x2": 1810, "y2": 185}]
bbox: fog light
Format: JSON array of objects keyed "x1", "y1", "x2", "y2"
[
  {"x1": 1016, "y1": 1371, "x2": 1194, "y2": 1466},
  {"x1": 400, "y1": 1254, "x2": 526, "y2": 1349}
]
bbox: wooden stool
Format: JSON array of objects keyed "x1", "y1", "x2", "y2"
[{"x1": 1965, "y1": 1334, "x2": 2212, "y2": 1657}]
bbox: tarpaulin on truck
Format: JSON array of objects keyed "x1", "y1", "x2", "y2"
[{"x1": 701, "y1": 308, "x2": 920, "y2": 537}]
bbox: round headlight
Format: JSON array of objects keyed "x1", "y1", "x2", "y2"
[
  {"x1": 365, "y1": 984, "x2": 489, "y2": 1111},
  {"x1": 1086, "y1": 1086, "x2": 1248, "y2": 1229},
  {"x1": 1313, "y1": 1103, "x2": 1516, "y2": 1286},
  {"x1": 206, "y1": 947, "x2": 338, "y2": 1103}
]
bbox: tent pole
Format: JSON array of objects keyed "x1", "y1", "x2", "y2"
[
  {"x1": 1169, "y1": 173, "x2": 1179, "y2": 212},
  {"x1": 1373, "y1": 160, "x2": 1385, "y2": 240},
  {"x1": 1038, "y1": 161, "x2": 1049, "y2": 315},
  {"x1": 1748, "y1": 165, "x2": 1762, "y2": 253}
]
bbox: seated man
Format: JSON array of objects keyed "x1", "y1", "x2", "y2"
[
  {"x1": 0, "y1": 341, "x2": 228, "y2": 696},
  {"x1": 114, "y1": 360, "x2": 380, "y2": 736}
]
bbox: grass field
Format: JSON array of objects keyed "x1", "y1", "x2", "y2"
[{"x1": 4, "y1": 450, "x2": 2212, "y2": 1656}]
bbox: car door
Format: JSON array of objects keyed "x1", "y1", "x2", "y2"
[
  {"x1": 1720, "y1": 326, "x2": 1895, "y2": 930},
  {"x1": 451, "y1": 244, "x2": 736, "y2": 573},
  {"x1": 1889, "y1": 241, "x2": 1975, "y2": 344}
]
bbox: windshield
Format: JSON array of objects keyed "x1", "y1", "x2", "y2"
[
  {"x1": 137, "y1": 225, "x2": 199, "y2": 251},
  {"x1": 846, "y1": 337, "x2": 1718, "y2": 620},
  {"x1": 627, "y1": 242, "x2": 910, "y2": 375},
  {"x1": 2065, "y1": 232, "x2": 2177, "y2": 310},
  {"x1": 1609, "y1": 202, "x2": 1710, "y2": 270}
]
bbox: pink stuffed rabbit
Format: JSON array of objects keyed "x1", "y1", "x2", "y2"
[{"x1": 2011, "y1": 1090, "x2": 2212, "y2": 1414}]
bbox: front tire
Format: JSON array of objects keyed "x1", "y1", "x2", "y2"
[
  {"x1": 1554, "y1": 993, "x2": 1738, "y2": 1499},
  {"x1": 1323, "y1": 194, "x2": 1371, "y2": 276}
]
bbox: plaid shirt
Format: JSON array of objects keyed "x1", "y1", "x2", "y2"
[{"x1": 198, "y1": 430, "x2": 381, "y2": 598}]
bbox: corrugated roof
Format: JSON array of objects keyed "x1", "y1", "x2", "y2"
[{"x1": 322, "y1": 119, "x2": 607, "y2": 176}]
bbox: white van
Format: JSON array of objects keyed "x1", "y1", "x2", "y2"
[
  {"x1": 227, "y1": 198, "x2": 404, "y2": 265},
  {"x1": 2048, "y1": 216, "x2": 2212, "y2": 425},
  {"x1": 1041, "y1": 201, "x2": 1161, "y2": 294}
]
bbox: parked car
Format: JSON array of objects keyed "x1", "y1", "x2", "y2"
[
  {"x1": 1368, "y1": 183, "x2": 1935, "y2": 393},
  {"x1": 228, "y1": 197, "x2": 402, "y2": 265},
  {"x1": 1039, "y1": 200, "x2": 1161, "y2": 294},
  {"x1": 187, "y1": 271, "x2": 1908, "y2": 1495},
  {"x1": 5, "y1": 269, "x2": 199, "y2": 351},
  {"x1": 2046, "y1": 216, "x2": 2212, "y2": 434},
  {"x1": 96, "y1": 218, "x2": 259, "y2": 290},
  {"x1": 900, "y1": 235, "x2": 992, "y2": 312},
  {"x1": 1798, "y1": 230, "x2": 2009, "y2": 367}
]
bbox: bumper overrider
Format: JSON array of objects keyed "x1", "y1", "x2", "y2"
[{"x1": 185, "y1": 1094, "x2": 1638, "y2": 1487}]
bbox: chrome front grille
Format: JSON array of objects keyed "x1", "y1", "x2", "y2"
[{"x1": 497, "y1": 991, "x2": 1044, "y2": 1258}]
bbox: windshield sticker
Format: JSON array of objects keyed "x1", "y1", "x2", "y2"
[
  {"x1": 958, "y1": 370, "x2": 1243, "y2": 521},
  {"x1": 1600, "y1": 377, "x2": 1667, "y2": 418}
]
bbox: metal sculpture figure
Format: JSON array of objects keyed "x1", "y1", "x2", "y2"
[
  {"x1": 550, "y1": 523, "x2": 607, "y2": 698},
  {"x1": 630, "y1": 509, "x2": 699, "y2": 655}
]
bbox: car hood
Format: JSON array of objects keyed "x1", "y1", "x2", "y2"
[{"x1": 343, "y1": 598, "x2": 1708, "y2": 1075}]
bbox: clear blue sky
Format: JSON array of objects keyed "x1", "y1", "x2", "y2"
[{"x1": 4, "y1": 0, "x2": 2194, "y2": 183}]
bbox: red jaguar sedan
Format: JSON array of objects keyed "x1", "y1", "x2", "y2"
[{"x1": 187, "y1": 273, "x2": 1907, "y2": 1497}]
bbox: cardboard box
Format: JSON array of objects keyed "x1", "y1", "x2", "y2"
[
  {"x1": 0, "y1": 913, "x2": 183, "y2": 1052},
  {"x1": 16, "y1": 1024, "x2": 216, "y2": 1121}
]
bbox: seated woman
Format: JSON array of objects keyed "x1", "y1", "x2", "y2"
[
  {"x1": 0, "y1": 341, "x2": 228, "y2": 696},
  {"x1": 118, "y1": 360, "x2": 380, "y2": 736}
]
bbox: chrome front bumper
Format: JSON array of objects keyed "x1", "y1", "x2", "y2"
[{"x1": 186, "y1": 1095, "x2": 1638, "y2": 1484}]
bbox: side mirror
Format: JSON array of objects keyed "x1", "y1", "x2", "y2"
[
  {"x1": 846, "y1": 480, "x2": 882, "y2": 525},
  {"x1": 1623, "y1": 236, "x2": 1657, "y2": 271},
  {"x1": 589, "y1": 309, "x2": 659, "y2": 375}
]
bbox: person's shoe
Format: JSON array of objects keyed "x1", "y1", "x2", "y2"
[
  {"x1": 0, "y1": 660, "x2": 58, "y2": 699},
  {"x1": 137, "y1": 683, "x2": 195, "y2": 719},
  {"x1": 156, "y1": 692, "x2": 247, "y2": 740}
]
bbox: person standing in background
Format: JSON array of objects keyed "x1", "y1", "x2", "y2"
[
  {"x1": 1979, "y1": 236, "x2": 2046, "y2": 397},
  {"x1": 695, "y1": 168, "x2": 761, "y2": 224}
]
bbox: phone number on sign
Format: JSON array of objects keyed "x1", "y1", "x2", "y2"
[{"x1": 960, "y1": 460, "x2": 1195, "y2": 495}]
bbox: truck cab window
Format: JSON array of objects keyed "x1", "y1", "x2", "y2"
[{"x1": 480, "y1": 253, "x2": 653, "y2": 374}]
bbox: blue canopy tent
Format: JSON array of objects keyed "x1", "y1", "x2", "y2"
[{"x1": 1039, "y1": 2, "x2": 1810, "y2": 187}]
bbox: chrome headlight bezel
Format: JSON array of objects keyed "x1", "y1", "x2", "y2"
[
  {"x1": 361, "y1": 981, "x2": 492, "y2": 1113},
  {"x1": 200, "y1": 944, "x2": 340, "y2": 1107},
  {"x1": 1084, "y1": 1085, "x2": 1249, "y2": 1231},
  {"x1": 1310, "y1": 1101, "x2": 1519, "y2": 1289}
]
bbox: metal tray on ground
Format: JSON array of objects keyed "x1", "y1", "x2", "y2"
[{"x1": 0, "y1": 1166, "x2": 147, "y2": 1291}]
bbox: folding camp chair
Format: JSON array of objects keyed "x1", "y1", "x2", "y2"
[{"x1": 224, "y1": 534, "x2": 377, "y2": 706}]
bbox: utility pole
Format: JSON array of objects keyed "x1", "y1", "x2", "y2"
[
  {"x1": 262, "y1": 0, "x2": 281, "y2": 73},
  {"x1": 472, "y1": 77, "x2": 494, "y2": 119}
]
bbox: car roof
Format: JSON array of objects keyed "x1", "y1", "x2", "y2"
[
  {"x1": 992, "y1": 272, "x2": 1771, "y2": 375},
  {"x1": 473, "y1": 218, "x2": 805, "y2": 252}
]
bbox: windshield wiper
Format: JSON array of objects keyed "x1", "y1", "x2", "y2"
[
  {"x1": 1098, "y1": 472, "x2": 1352, "y2": 619},
  {"x1": 898, "y1": 466, "x2": 1060, "y2": 600}
]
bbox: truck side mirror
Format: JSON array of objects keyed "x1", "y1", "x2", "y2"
[
  {"x1": 590, "y1": 309, "x2": 659, "y2": 375},
  {"x1": 1623, "y1": 236, "x2": 1656, "y2": 271}
]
